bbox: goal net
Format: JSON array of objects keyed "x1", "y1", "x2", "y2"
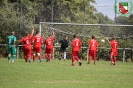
[{"x1": 39, "y1": 22, "x2": 133, "y2": 62}]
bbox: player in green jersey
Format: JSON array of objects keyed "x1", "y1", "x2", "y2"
[{"x1": 7, "y1": 32, "x2": 16, "y2": 63}]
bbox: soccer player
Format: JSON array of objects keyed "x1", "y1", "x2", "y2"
[
  {"x1": 106, "y1": 37, "x2": 118, "y2": 65},
  {"x1": 7, "y1": 32, "x2": 16, "y2": 63},
  {"x1": 19, "y1": 26, "x2": 34, "y2": 63},
  {"x1": 44, "y1": 30, "x2": 55, "y2": 62},
  {"x1": 71, "y1": 34, "x2": 82, "y2": 66},
  {"x1": 32, "y1": 30, "x2": 43, "y2": 62},
  {"x1": 59, "y1": 36, "x2": 69, "y2": 61},
  {"x1": 87, "y1": 35, "x2": 98, "y2": 65}
]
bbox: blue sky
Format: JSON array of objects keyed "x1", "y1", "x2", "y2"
[{"x1": 92, "y1": 0, "x2": 133, "y2": 20}]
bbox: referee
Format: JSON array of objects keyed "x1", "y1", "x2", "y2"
[{"x1": 59, "y1": 36, "x2": 69, "y2": 61}]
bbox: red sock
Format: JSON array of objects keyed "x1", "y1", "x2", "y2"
[
  {"x1": 33, "y1": 55, "x2": 36, "y2": 61},
  {"x1": 38, "y1": 55, "x2": 42, "y2": 60},
  {"x1": 48, "y1": 55, "x2": 52, "y2": 60},
  {"x1": 94, "y1": 56, "x2": 96, "y2": 63},
  {"x1": 75, "y1": 56, "x2": 80, "y2": 61},
  {"x1": 72, "y1": 56, "x2": 75, "y2": 64},
  {"x1": 45, "y1": 54, "x2": 48, "y2": 59},
  {"x1": 88, "y1": 56, "x2": 91, "y2": 63},
  {"x1": 113, "y1": 58, "x2": 116, "y2": 63},
  {"x1": 24, "y1": 56, "x2": 27, "y2": 62},
  {"x1": 110, "y1": 58, "x2": 113, "y2": 63}
]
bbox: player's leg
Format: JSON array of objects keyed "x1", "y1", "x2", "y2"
[
  {"x1": 8, "y1": 47, "x2": 11, "y2": 63},
  {"x1": 88, "y1": 50, "x2": 92, "y2": 64},
  {"x1": 33, "y1": 52, "x2": 36, "y2": 62},
  {"x1": 45, "y1": 48, "x2": 49, "y2": 62},
  {"x1": 37, "y1": 53, "x2": 42, "y2": 62},
  {"x1": 93, "y1": 50, "x2": 96, "y2": 65},
  {"x1": 23, "y1": 48, "x2": 28, "y2": 62},
  {"x1": 74, "y1": 51, "x2": 82, "y2": 66},
  {"x1": 27, "y1": 48, "x2": 32, "y2": 63},
  {"x1": 47, "y1": 49, "x2": 52, "y2": 61},
  {"x1": 113, "y1": 52, "x2": 117, "y2": 65},
  {"x1": 63, "y1": 48, "x2": 67, "y2": 61},
  {"x1": 71, "y1": 51, "x2": 75, "y2": 66},
  {"x1": 11, "y1": 47, "x2": 16, "y2": 63},
  {"x1": 32, "y1": 47, "x2": 36, "y2": 62}
]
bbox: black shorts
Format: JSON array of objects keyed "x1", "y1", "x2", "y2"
[{"x1": 60, "y1": 48, "x2": 67, "y2": 53}]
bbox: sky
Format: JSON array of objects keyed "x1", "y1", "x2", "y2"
[{"x1": 92, "y1": 0, "x2": 133, "y2": 20}]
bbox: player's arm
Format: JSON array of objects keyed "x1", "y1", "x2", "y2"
[
  {"x1": 105, "y1": 37, "x2": 110, "y2": 44},
  {"x1": 31, "y1": 26, "x2": 34, "y2": 36},
  {"x1": 51, "y1": 30, "x2": 55, "y2": 37}
]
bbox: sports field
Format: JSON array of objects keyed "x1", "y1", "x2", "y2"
[{"x1": 0, "y1": 59, "x2": 133, "y2": 88}]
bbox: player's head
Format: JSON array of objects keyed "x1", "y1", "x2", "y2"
[
  {"x1": 25, "y1": 31, "x2": 29, "y2": 36},
  {"x1": 36, "y1": 30, "x2": 40, "y2": 34},
  {"x1": 64, "y1": 36, "x2": 68, "y2": 40},
  {"x1": 112, "y1": 36, "x2": 116, "y2": 40},
  {"x1": 92, "y1": 35, "x2": 95, "y2": 39},
  {"x1": 48, "y1": 34, "x2": 51, "y2": 37},
  {"x1": 73, "y1": 34, "x2": 77, "y2": 38},
  {"x1": 11, "y1": 31, "x2": 15, "y2": 35}
]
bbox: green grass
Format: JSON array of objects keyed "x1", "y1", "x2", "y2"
[{"x1": 0, "y1": 58, "x2": 133, "y2": 88}]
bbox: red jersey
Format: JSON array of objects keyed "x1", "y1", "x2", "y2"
[
  {"x1": 110, "y1": 40, "x2": 118, "y2": 52},
  {"x1": 44, "y1": 36, "x2": 54, "y2": 49},
  {"x1": 88, "y1": 39, "x2": 98, "y2": 50},
  {"x1": 19, "y1": 34, "x2": 32, "y2": 48},
  {"x1": 72, "y1": 38, "x2": 82, "y2": 51},
  {"x1": 32, "y1": 34, "x2": 43, "y2": 48}
]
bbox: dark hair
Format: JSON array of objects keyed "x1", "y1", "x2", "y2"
[
  {"x1": 73, "y1": 34, "x2": 77, "y2": 38},
  {"x1": 112, "y1": 36, "x2": 116, "y2": 40},
  {"x1": 36, "y1": 30, "x2": 39, "y2": 34},
  {"x1": 92, "y1": 35, "x2": 95, "y2": 39},
  {"x1": 25, "y1": 32, "x2": 29, "y2": 36}
]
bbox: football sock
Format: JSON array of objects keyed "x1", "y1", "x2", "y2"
[
  {"x1": 64, "y1": 53, "x2": 66, "y2": 60},
  {"x1": 38, "y1": 55, "x2": 42, "y2": 60},
  {"x1": 113, "y1": 58, "x2": 116, "y2": 63},
  {"x1": 110, "y1": 58, "x2": 113, "y2": 63},
  {"x1": 75, "y1": 56, "x2": 80, "y2": 61},
  {"x1": 8, "y1": 56, "x2": 10, "y2": 62},
  {"x1": 45, "y1": 54, "x2": 48, "y2": 59},
  {"x1": 33, "y1": 54, "x2": 36, "y2": 61}
]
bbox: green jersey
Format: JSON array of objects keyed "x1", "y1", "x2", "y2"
[{"x1": 7, "y1": 35, "x2": 16, "y2": 48}]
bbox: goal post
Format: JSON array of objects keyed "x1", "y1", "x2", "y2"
[{"x1": 39, "y1": 22, "x2": 133, "y2": 62}]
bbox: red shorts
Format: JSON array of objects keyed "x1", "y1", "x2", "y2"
[
  {"x1": 72, "y1": 51, "x2": 78, "y2": 56},
  {"x1": 110, "y1": 51, "x2": 117, "y2": 57},
  {"x1": 45, "y1": 48, "x2": 53, "y2": 54},
  {"x1": 23, "y1": 47, "x2": 31, "y2": 58},
  {"x1": 89, "y1": 50, "x2": 96, "y2": 57},
  {"x1": 33, "y1": 47, "x2": 41, "y2": 53}
]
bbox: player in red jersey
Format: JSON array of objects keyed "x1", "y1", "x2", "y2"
[
  {"x1": 44, "y1": 30, "x2": 54, "y2": 62},
  {"x1": 32, "y1": 30, "x2": 43, "y2": 62},
  {"x1": 106, "y1": 37, "x2": 118, "y2": 65},
  {"x1": 71, "y1": 34, "x2": 82, "y2": 66},
  {"x1": 88, "y1": 35, "x2": 98, "y2": 65},
  {"x1": 19, "y1": 26, "x2": 34, "y2": 62}
]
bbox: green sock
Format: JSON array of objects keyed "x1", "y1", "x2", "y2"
[
  {"x1": 8, "y1": 56, "x2": 10, "y2": 62},
  {"x1": 12, "y1": 55, "x2": 16, "y2": 62}
]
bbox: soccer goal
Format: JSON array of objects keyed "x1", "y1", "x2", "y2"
[{"x1": 39, "y1": 22, "x2": 133, "y2": 62}]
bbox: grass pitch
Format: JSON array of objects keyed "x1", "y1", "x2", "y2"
[{"x1": 0, "y1": 58, "x2": 133, "y2": 88}]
